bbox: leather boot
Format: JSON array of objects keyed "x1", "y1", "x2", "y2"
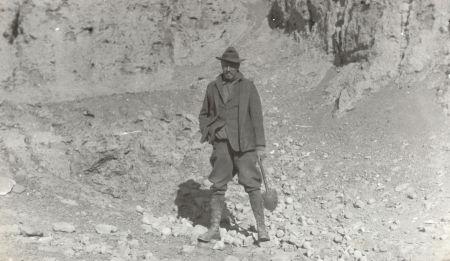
[
  {"x1": 249, "y1": 191, "x2": 270, "y2": 242},
  {"x1": 198, "y1": 194, "x2": 225, "y2": 242}
]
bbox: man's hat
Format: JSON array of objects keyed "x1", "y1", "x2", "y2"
[{"x1": 216, "y1": 47, "x2": 245, "y2": 63}]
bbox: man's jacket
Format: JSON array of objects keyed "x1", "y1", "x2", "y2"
[{"x1": 198, "y1": 72, "x2": 265, "y2": 152}]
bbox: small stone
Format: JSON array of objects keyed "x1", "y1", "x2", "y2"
[
  {"x1": 367, "y1": 198, "x2": 376, "y2": 205},
  {"x1": 161, "y1": 227, "x2": 172, "y2": 236},
  {"x1": 60, "y1": 199, "x2": 78, "y2": 206},
  {"x1": 306, "y1": 218, "x2": 315, "y2": 225},
  {"x1": 285, "y1": 197, "x2": 294, "y2": 204},
  {"x1": 223, "y1": 233, "x2": 235, "y2": 244},
  {"x1": 64, "y1": 248, "x2": 75, "y2": 257},
  {"x1": 191, "y1": 225, "x2": 208, "y2": 241},
  {"x1": 95, "y1": 224, "x2": 118, "y2": 234},
  {"x1": 129, "y1": 239, "x2": 140, "y2": 249},
  {"x1": 293, "y1": 202, "x2": 302, "y2": 210},
  {"x1": 232, "y1": 237, "x2": 243, "y2": 247},
  {"x1": 302, "y1": 241, "x2": 312, "y2": 249},
  {"x1": 53, "y1": 222, "x2": 76, "y2": 233},
  {"x1": 135, "y1": 205, "x2": 146, "y2": 214},
  {"x1": 182, "y1": 245, "x2": 195, "y2": 253},
  {"x1": 354, "y1": 200, "x2": 365, "y2": 208},
  {"x1": 407, "y1": 192, "x2": 417, "y2": 199},
  {"x1": 424, "y1": 226, "x2": 436, "y2": 233},
  {"x1": 203, "y1": 179, "x2": 213, "y2": 187},
  {"x1": 224, "y1": 256, "x2": 240, "y2": 261},
  {"x1": 145, "y1": 253, "x2": 159, "y2": 261},
  {"x1": 336, "y1": 227, "x2": 345, "y2": 236},
  {"x1": 213, "y1": 241, "x2": 225, "y2": 250},
  {"x1": 235, "y1": 203, "x2": 244, "y2": 212},
  {"x1": 344, "y1": 212, "x2": 353, "y2": 219},
  {"x1": 276, "y1": 230, "x2": 285, "y2": 238},
  {"x1": 0, "y1": 177, "x2": 16, "y2": 195},
  {"x1": 354, "y1": 250, "x2": 362, "y2": 259},
  {"x1": 395, "y1": 183, "x2": 409, "y2": 192},
  {"x1": 389, "y1": 224, "x2": 399, "y2": 230},
  {"x1": 310, "y1": 228, "x2": 320, "y2": 236},
  {"x1": 12, "y1": 184, "x2": 25, "y2": 194},
  {"x1": 440, "y1": 235, "x2": 450, "y2": 240},
  {"x1": 18, "y1": 225, "x2": 43, "y2": 237},
  {"x1": 333, "y1": 235, "x2": 343, "y2": 243}
]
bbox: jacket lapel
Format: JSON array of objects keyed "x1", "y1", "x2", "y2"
[
  {"x1": 238, "y1": 79, "x2": 250, "y2": 134},
  {"x1": 215, "y1": 75, "x2": 227, "y2": 104}
]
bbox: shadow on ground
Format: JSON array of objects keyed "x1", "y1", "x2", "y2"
[{"x1": 175, "y1": 179, "x2": 237, "y2": 231}]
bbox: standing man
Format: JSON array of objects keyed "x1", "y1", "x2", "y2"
[{"x1": 198, "y1": 47, "x2": 269, "y2": 243}]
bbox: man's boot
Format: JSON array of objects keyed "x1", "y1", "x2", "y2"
[
  {"x1": 249, "y1": 191, "x2": 270, "y2": 242},
  {"x1": 198, "y1": 194, "x2": 225, "y2": 242}
]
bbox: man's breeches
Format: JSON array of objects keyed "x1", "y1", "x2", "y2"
[{"x1": 208, "y1": 140, "x2": 262, "y2": 195}]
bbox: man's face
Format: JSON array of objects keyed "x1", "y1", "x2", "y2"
[{"x1": 221, "y1": 61, "x2": 239, "y2": 81}]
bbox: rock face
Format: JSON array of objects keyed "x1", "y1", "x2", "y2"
[
  {"x1": 1, "y1": 0, "x2": 450, "y2": 113},
  {"x1": 0, "y1": 0, "x2": 254, "y2": 102},
  {"x1": 268, "y1": 0, "x2": 450, "y2": 115}
]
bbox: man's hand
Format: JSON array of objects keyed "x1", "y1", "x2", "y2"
[{"x1": 256, "y1": 149, "x2": 266, "y2": 162}]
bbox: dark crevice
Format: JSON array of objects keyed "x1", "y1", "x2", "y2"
[
  {"x1": 448, "y1": 20, "x2": 450, "y2": 36},
  {"x1": 332, "y1": 3, "x2": 375, "y2": 67},
  {"x1": 83, "y1": 27, "x2": 94, "y2": 34},
  {"x1": 4, "y1": 7, "x2": 21, "y2": 44}
]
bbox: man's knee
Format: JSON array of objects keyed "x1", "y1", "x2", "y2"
[{"x1": 211, "y1": 183, "x2": 228, "y2": 195}]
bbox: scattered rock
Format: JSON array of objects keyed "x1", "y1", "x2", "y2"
[
  {"x1": 64, "y1": 248, "x2": 75, "y2": 257},
  {"x1": 18, "y1": 224, "x2": 43, "y2": 237},
  {"x1": 354, "y1": 250, "x2": 362, "y2": 259},
  {"x1": 333, "y1": 235, "x2": 343, "y2": 244},
  {"x1": 285, "y1": 197, "x2": 294, "y2": 204},
  {"x1": 53, "y1": 222, "x2": 76, "y2": 233},
  {"x1": 182, "y1": 245, "x2": 195, "y2": 253},
  {"x1": 395, "y1": 183, "x2": 409, "y2": 192},
  {"x1": 310, "y1": 228, "x2": 320, "y2": 236},
  {"x1": 60, "y1": 198, "x2": 78, "y2": 206},
  {"x1": 191, "y1": 225, "x2": 208, "y2": 241},
  {"x1": 367, "y1": 198, "x2": 376, "y2": 205},
  {"x1": 95, "y1": 224, "x2": 118, "y2": 234},
  {"x1": 129, "y1": 239, "x2": 140, "y2": 249},
  {"x1": 135, "y1": 205, "x2": 146, "y2": 214},
  {"x1": 213, "y1": 241, "x2": 225, "y2": 250},
  {"x1": 0, "y1": 224, "x2": 20, "y2": 236},
  {"x1": 344, "y1": 212, "x2": 353, "y2": 219},
  {"x1": 276, "y1": 230, "x2": 285, "y2": 238},
  {"x1": 354, "y1": 199, "x2": 365, "y2": 208},
  {"x1": 302, "y1": 241, "x2": 312, "y2": 249},
  {"x1": 203, "y1": 179, "x2": 213, "y2": 187},
  {"x1": 233, "y1": 237, "x2": 244, "y2": 247},
  {"x1": 0, "y1": 177, "x2": 16, "y2": 195},
  {"x1": 12, "y1": 184, "x2": 25, "y2": 194},
  {"x1": 161, "y1": 227, "x2": 172, "y2": 236}
]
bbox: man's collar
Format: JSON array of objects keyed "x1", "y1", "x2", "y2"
[{"x1": 220, "y1": 71, "x2": 244, "y2": 84}]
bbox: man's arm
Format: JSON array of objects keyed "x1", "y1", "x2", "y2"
[
  {"x1": 248, "y1": 82, "x2": 266, "y2": 151},
  {"x1": 199, "y1": 83, "x2": 211, "y2": 134}
]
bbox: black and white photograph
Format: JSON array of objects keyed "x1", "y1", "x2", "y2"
[{"x1": 1, "y1": 0, "x2": 450, "y2": 260}]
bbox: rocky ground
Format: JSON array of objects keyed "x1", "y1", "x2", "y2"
[
  {"x1": 2, "y1": 58, "x2": 450, "y2": 261},
  {"x1": 1, "y1": 1, "x2": 450, "y2": 261}
]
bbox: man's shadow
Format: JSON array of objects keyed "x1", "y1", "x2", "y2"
[{"x1": 175, "y1": 179, "x2": 235, "y2": 230}]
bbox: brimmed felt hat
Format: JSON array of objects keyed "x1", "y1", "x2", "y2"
[{"x1": 216, "y1": 47, "x2": 245, "y2": 63}]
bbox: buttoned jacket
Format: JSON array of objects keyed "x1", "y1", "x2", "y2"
[{"x1": 198, "y1": 72, "x2": 265, "y2": 152}]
